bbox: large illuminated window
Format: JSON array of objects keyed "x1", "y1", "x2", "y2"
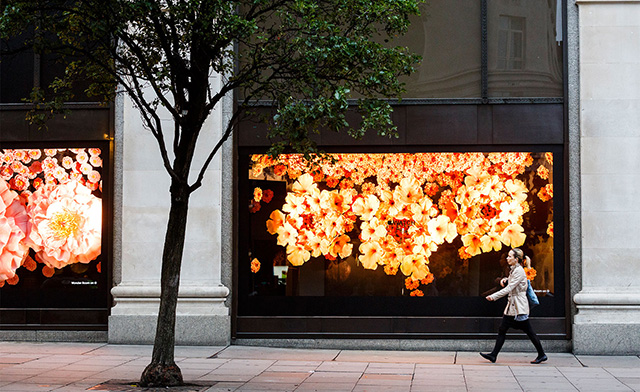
[
  {"x1": 0, "y1": 148, "x2": 105, "y2": 311},
  {"x1": 239, "y1": 152, "x2": 555, "y2": 317}
]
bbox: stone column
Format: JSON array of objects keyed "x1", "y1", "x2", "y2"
[
  {"x1": 109, "y1": 76, "x2": 231, "y2": 345},
  {"x1": 574, "y1": 0, "x2": 640, "y2": 354}
]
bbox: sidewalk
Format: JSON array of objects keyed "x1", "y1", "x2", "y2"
[{"x1": 1, "y1": 342, "x2": 639, "y2": 391}]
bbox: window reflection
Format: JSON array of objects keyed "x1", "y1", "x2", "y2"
[
  {"x1": 488, "y1": 0, "x2": 563, "y2": 97},
  {"x1": 397, "y1": 1, "x2": 482, "y2": 98}
]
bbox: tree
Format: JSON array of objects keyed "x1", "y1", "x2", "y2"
[{"x1": 0, "y1": 0, "x2": 420, "y2": 387}]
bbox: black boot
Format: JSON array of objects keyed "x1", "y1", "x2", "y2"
[
  {"x1": 479, "y1": 352, "x2": 496, "y2": 363},
  {"x1": 531, "y1": 354, "x2": 548, "y2": 364}
]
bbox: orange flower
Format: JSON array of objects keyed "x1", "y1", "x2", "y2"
[
  {"x1": 537, "y1": 187, "x2": 551, "y2": 202},
  {"x1": 273, "y1": 164, "x2": 287, "y2": 177},
  {"x1": 250, "y1": 258, "x2": 261, "y2": 273},
  {"x1": 524, "y1": 267, "x2": 537, "y2": 281},
  {"x1": 410, "y1": 289, "x2": 424, "y2": 297},
  {"x1": 420, "y1": 273, "x2": 434, "y2": 285},
  {"x1": 253, "y1": 187, "x2": 263, "y2": 202},
  {"x1": 547, "y1": 222, "x2": 554, "y2": 237},
  {"x1": 405, "y1": 277, "x2": 420, "y2": 290},
  {"x1": 536, "y1": 165, "x2": 549, "y2": 180},
  {"x1": 384, "y1": 264, "x2": 399, "y2": 275},
  {"x1": 266, "y1": 210, "x2": 285, "y2": 235},
  {"x1": 262, "y1": 189, "x2": 274, "y2": 203},
  {"x1": 458, "y1": 247, "x2": 472, "y2": 260}
]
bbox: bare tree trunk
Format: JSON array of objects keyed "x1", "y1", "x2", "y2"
[{"x1": 139, "y1": 181, "x2": 190, "y2": 387}]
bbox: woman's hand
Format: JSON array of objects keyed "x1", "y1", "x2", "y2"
[
  {"x1": 486, "y1": 296, "x2": 494, "y2": 301},
  {"x1": 500, "y1": 278, "x2": 508, "y2": 287}
]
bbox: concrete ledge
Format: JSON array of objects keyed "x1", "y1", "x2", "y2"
[
  {"x1": 108, "y1": 314, "x2": 230, "y2": 345},
  {"x1": 233, "y1": 338, "x2": 571, "y2": 353},
  {"x1": 0, "y1": 330, "x2": 107, "y2": 342},
  {"x1": 573, "y1": 323, "x2": 640, "y2": 354}
]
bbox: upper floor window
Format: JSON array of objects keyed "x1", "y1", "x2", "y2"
[{"x1": 397, "y1": 0, "x2": 563, "y2": 99}]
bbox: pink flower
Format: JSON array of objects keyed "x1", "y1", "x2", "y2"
[
  {"x1": 0, "y1": 178, "x2": 29, "y2": 281},
  {"x1": 62, "y1": 156, "x2": 74, "y2": 169},
  {"x1": 89, "y1": 148, "x2": 101, "y2": 156},
  {"x1": 87, "y1": 170, "x2": 101, "y2": 183},
  {"x1": 89, "y1": 155, "x2": 102, "y2": 167},
  {"x1": 25, "y1": 181, "x2": 102, "y2": 269},
  {"x1": 28, "y1": 150, "x2": 42, "y2": 160},
  {"x1": 76, "y1": 152, "x2": 89, "y2": 164}
]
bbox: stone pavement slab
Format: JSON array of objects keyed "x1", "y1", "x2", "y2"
[
  {"x1": 1, "y1": 343, "x2": 640, "y2": 391},
  {"x1": 335, "y1": 349, "x2": 456, "y2": 364}
]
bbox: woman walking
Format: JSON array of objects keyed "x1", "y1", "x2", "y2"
[{"x1": 480, "y1": 248, "x2": 547, "y2": 364}]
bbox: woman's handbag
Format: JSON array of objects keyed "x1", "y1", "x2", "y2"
[{"x1": 527, "y1": 280, "x2": 539, "y2": 308}]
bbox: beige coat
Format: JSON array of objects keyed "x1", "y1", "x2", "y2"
[{"x1": 488, "y1": 264, "x2": 529, "y2": 316}]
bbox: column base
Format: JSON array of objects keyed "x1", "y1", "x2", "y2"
[
  {"x1": 109, "y1": 283, "x2": 230, "y2": 345},
  {"x1": 573, "y1": 290, "x2": 640, "y2": 354},
  {"x1": 108, "y1": 314, "x2": 230, "y2": 345}
]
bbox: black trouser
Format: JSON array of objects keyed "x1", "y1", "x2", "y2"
[{"x1": 490, "y1": 315, "x2": 545, "y2": 357}]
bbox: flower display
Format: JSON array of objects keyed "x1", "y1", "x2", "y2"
[
  {"x1": 0, "y1": 179, "x2": 29, "y2": 282},
  {"x1": 251, "y1": 152, "x2": 554, "y2": 294},
  {"x1": 25, "y1": 180, "x2": 102, "y2": 269},
  {"x1": 0, "y1": 148, "x2": 105, "y2": 287}
]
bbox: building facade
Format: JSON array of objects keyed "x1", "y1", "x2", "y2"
[{"x1": 1, "y1": 0, "x2": 639, "y2": 354}]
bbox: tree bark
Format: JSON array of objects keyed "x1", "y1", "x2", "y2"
[{"x1": 139, "y1": 181, "x2": 190, "y2": 387}]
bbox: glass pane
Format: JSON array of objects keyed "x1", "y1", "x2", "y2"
[
  {"x1": 488, "y1": 0, "x2": 563, "y2": 97},
  {"x1": 241, "y1": 152, "x2": 554, "y2": 316},
  {"x1": 0, "y1": 148, "x2": 106, "y2": 308},
  {"x1": 0, "y1": 48, "x2": 34, "y2": 103},
  {"x1": 394, "y1": 0, "x2": 482, "y2": 98}
]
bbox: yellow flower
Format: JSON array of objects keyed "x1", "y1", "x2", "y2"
[
  {"x1": 499, "y1": 200, "x2": 523, "y2": 224},
  {"x1": 480, "y1": 233, "x2": 503, "y2": 252},
  {"x1": 400, "y1": 254, "x2": 429, "y2": 281},
  {"x1": 394, "y1": 177, "x2": 423, "y2": 204},
  {"x1": 330, "y1": 234, "x2": 353, "y2": 259},
  {"x1": 266, "y1": 210, "x2": 285, "y2": 235},
  {"x1": 276, "y1": 221, "x2": 298, "y2": 247},
  {"x1": 500, "y1": 223, "x2": 526, "y2": 247},
  {"x1": 462, "y1": 233, "x2": 483, "y2": 256},
  {"x1": 352, "y1": 194, "x2": 380, "y2": 221},
  {"x1": 505, "y1": 179, "x2": 528, "y2": 203},
  {"x1": 286, "y1": 243, "x2": 310, "y2": 266},
  {"x1": 253, "y1": 187, "x2": 263, "y2": 202},
  {"x1": 360, "y1": 218, "x2": 386, "y2": 242},
  {"x1": 292, "y1": 173, "x2": 318, "y2": 194},
  {"x1": 410, "y1": 198, "x2": 433, "y2": 224},
  {"x1": 282, "y1": 193, "x2": 306, "y2": 215},
  {"x1": 412, "y1": 234, "x2": 437, "y2": 258},
  {"x1": 359, "y1": 241, "x2": 383, "y2": 270},
  {"x1": 427, "y1": 215, "x2": 457, "y2": 244}
]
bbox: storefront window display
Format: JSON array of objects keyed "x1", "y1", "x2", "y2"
[
  {"x1": 240, "y1": 152, "x2": 557, "y2": 321},
  {"x1": 0, "y1": 148, "x2": 106, "y2": 312}
]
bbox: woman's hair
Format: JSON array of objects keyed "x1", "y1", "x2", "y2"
[{"x1": 511, "y1": 247, "x2": 531, "y2": 267}]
